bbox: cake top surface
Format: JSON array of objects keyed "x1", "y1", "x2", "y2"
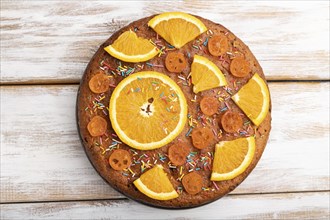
[{"x1": 77, "y1": 12, "x2": 271, "y2": 208}]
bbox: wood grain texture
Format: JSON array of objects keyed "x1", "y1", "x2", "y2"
[
  {"x1": 1, "y1": 192, "x2": 329, "y2": 220},
  {"x1": 1, "y1": 82, "x2": 329, "y2": 203},
  {"x1": 1, "y1": 1, "x2": 329, "y2": 84}
]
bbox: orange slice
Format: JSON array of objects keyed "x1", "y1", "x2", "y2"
[
  {"x1": 109, "y1": 71, "x2": 187, "y2": 150},
  {"x1": 211, "y1": 136, "x2": 255, "y2": 181},
  {"x1": 148, "y1": 12, "x2": 207, "y2": 48},
  {"x1": 231, "y1": 73, "x2": 270, "y2": 126},
  {"x1": 104, "y1": 30, "x2": 158, "y2": 62},
  {"x1": 133, "y1": 165, "x2": 178, "y2": 200},
  {"x1": 191, "y1": 55, "x2": 227, "y2": 93}
]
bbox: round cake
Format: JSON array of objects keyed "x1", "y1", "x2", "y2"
[{"x1": 77, "y1": 12, "x2": 271, "y2": 208}]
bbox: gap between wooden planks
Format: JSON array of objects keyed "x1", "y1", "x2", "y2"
[
  {"x1": 1, "y1": 1, "x2": 329, "y2": 84},
  {"x1": 1, "y1": 192, "x2": 329, "y2": 219},
  {"x1": 1, "y1": 82, "x2": 329, "y2": 203}
]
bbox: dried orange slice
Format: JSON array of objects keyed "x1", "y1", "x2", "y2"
[
  {"x1": 182, "y1": 172, "x2": 203, "y2": 195},
  {"x1": 200, "y1": 96, "x2": 219, "y2": 116},
  {"x1": 211, "y1": 136, "x2": 255, "y2": 181},
  {"x1": 220, "y1": 111, "x2": 243, "y2": 133},
  {"x1": 89, "y1": 73, "x2": 110, "y2": 94},
  {"x1": 87, "y1": 116, "x2": 107, "y2": 137},
  {"x1": 133, "y1": 165, "x2": 178, "y2": 200},
  {"x1": 165, "y1": 52, "x2": 187, "y2": 73},
  {"x1": 191, "y1": 127, "x2": 214, "y2": 149},
  {"x1": 208, "y1": 34, "x2": 228, "y2": 56},
  {"x1": 230, "y1": 57, "x2": 251, "y2": 78},
  {"x1": 109, "y1": 71, "x2": 187, "y2": 150},
  {"x1": 148, "y1": 12, "x2": 207, "y2": 48},
  {"x1": 104, "y1": 30, "x2": 158, "y2": 62},
  {"x1": 231, "y1": 74, "x2": 270, "y2": 126},
  {"x1": 109, "y1": 149, "x2": 131, "y2": 171},
  {"x1": 168, "y1": 143, "x2": 190, "y2": 166},
  {"x1": 191, "y1": 55, "x2": 227, "y2": 93}
]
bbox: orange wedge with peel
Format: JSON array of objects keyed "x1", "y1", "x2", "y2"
[
  {"x1": 104, "y1": 30, "x2": 158, "y2": 62},
  {"x1": 148, "y1": 12, "x2": 207, "y2": 48},
  {"x1": 191, "y1": 55, "x2": 227, "y2": 93},
  {"x1": 211, "y1": 136, "x2": 256, "y2": 181},
  {"x1": 231, "y1": 73, "x2": 270, "y2": 126},
  {"x1": 133, "y1": 165, "x2": 178, "y2": 200}
]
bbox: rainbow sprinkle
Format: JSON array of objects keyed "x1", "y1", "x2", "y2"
[
  {"x1": 192, "y1": 45, "x2": 199, "y2": 50},
  {"x1": 185, "y1": 127, "x2": 193, "y2": 137},
  {"x1": 203, "y1": 37, "x2": 209, "y2": 46},
  {"x1": 212, "y1": 181, "x2": 219, "y2": 190}
]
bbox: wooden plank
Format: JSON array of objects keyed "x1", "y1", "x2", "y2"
[
  {"x1": 1, "y1": 192, "x2": 329, "y2": 219},
  {"x1": 1, "y1": 1, "x2": 329, "y2": 84},
  {"x1": 1, "y1": 82, "x2": 329, "y2": 203}
]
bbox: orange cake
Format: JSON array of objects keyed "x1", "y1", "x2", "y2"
[{"x1": 77, "y1": 12, "x2": 271, "y2": 208}]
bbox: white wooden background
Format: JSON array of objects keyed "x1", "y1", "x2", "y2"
[{"x1": 1, "y1": 1, "x2": 329, "y2": 219}]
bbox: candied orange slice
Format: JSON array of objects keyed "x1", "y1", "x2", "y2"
[
  {"x1": 208, "y1": 34, "x2": 228, "y2": 56},
  {"x1": 109, "y1": 149, "x2": 131, "y2": 171},
  {"x1": 182, "y1": 172, "x2": 203, "y2": 195},
  {"x1": 191, "y1": 127, "x2": 214, "y2": 149},
  {"x1": 200, "y1": 96, "x2": 219, "y2": 116},
  {"x1": 168, "y1": 143, "x2": 190, "y2": 166},
  {"x1": 87, "y1": 116, "x2": 107, "y2": 137},
  {"x1": 230, "y1": 57, "x2": 251, "y2": 78},
  {"x1": 220, "y1": 111, "x2": 243, "y2": 133},
  {"x1": 165, "y1": 52, "x2": 187, "y2": 73},
  {"x1": 89, "y1": 73, "x2": 110, "y2": 94}
]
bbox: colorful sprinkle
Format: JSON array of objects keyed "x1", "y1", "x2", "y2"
[
  {"x1": 212, "y1": 181, "x2": 220, "y2": 190},
  {"x1": 203, "y1": 37, "x2": 209, "y2": 46},
  {"x1": 220, "y1": 107, "x2": 228, "y2": 112},
  {"x1": 178, "y1": 75, "x2": 186, "y2": 81},
  {"x1": 192, "y1": 45, "x2": 199, "y2": 50},
  {"x1": 244, "y1": 121, "x2": 251, "y2": 126},
  {"x1": 166, "y1": 43, "x2": 175, "y2": 49},
  {"x1": 112, "y1": 138, "x2": 122, "y2": 144},
  {"x1": 185, "y1": 127, "x2": 193, "y2": 137}
]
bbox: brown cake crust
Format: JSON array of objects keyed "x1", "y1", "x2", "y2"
[{"x1": 77, "y1": 14, "x2": 272, "y2": 208}]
